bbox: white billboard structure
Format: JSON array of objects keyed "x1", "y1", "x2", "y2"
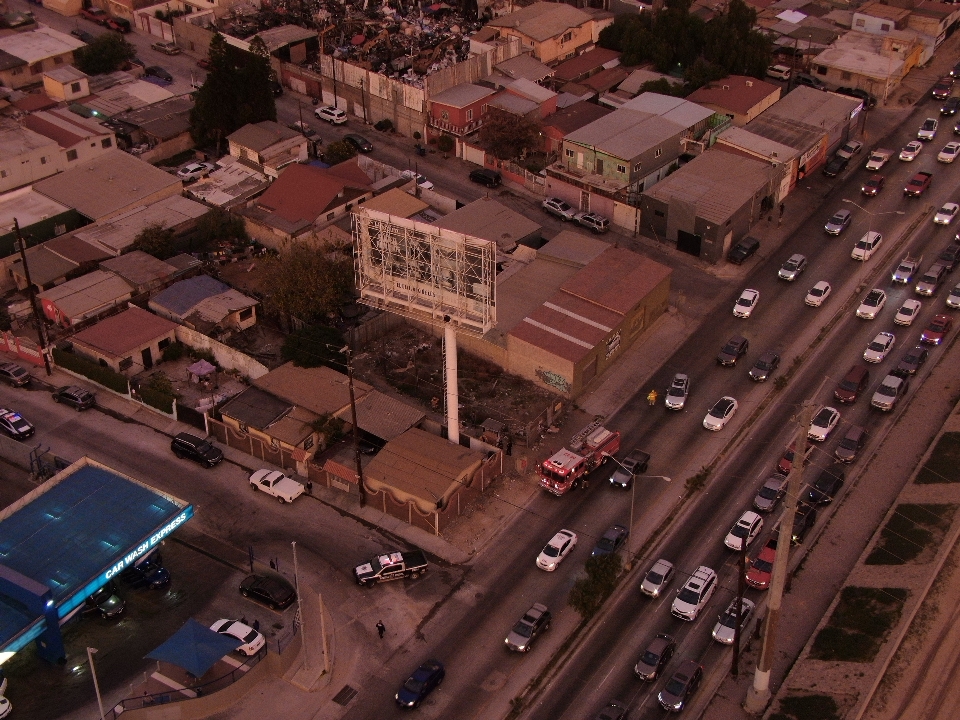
[{"x1": 353, "y1": 207, "x2": 497, "y2": 444}]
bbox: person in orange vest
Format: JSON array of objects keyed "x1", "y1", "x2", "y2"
[{"x1": 647, "y1": 389, "x2": 658, "y2": 406}]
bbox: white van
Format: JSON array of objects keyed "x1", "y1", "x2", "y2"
[{"x1": 766, "y1": 64, "x2": 792, "y2": 81}]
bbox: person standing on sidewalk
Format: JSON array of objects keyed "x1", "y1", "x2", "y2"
[{"x1": 376, "y1": 620, "x2": 386, "y2": 639}]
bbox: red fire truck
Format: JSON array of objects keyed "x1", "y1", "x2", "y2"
[{"x1": 538, "y1": 421, "x2": 621, "y2": 496}]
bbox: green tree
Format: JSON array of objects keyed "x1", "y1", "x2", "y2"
[
  {"x1": 131, "y1": 223, "x2": 177, "y2": 259},
  {"x1": 190, "y1": 33, "x2": 277, "y2": 151},
  {"x1": 324, "y1": 140, "x2": 358, "y2": 165},
  {"x1": 436, "y1": 134, "x2": 455, "y2": 153},
  {"x1": 281, "y1": 325, "x2": 346, "y2": 369},
  {"x1": 73, "y1": 33, "x2": 137, "y2": 75},
  {"x1": 568, "y1": 554, "x2": 622, "y2": 618},
  {"x1": 193, "y1": 208, "x2": 248, "y2": 248},
  {"x1": 478, "y1": 110, "x2": 542, "y2": 161},
  {"x1": 260, "y1": 245, "x2": 354, "y2": 326}
]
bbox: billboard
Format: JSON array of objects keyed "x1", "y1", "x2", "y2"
[{"x1": 353, "y1": 207, "x2": 496, "y2": 334}]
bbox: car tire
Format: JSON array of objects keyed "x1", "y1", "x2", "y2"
[
  {"x1": 52, "y1": 395, "x2": 60, "y2": 403},
  {"x1": 278, "y1": 496, "x2": 285, "y2": 504},
  {"x1": 251, "y1": 483, "x2": 257, "y2": 491},
  {"x1": 241, "y1": 589, "x2": 250, "y2": 597},
  {"x1": 410, "y1": 570, "x2": 421, "y2": 578}
]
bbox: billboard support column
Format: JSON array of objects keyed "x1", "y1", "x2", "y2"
[{"x1": 444, "y1": 318, "x2": 459, "y2": 445}]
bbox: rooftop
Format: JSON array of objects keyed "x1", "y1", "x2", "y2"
[
  {"x1": 0, "y1": 187, "x2": 71, "y2": 237},
  {"x1": 32, "y1": 149, "x2": 182, "y2": 221},
  {"x1": 37, "y1": 269, "x2": 132, "y2": 320},
  {"x1": 227, "y1": 121, "x2": 300, "y2": 152},
  {"x1": 0, "y1": 26, "x2": 83, "y2": 63},
  {"x1": 543, "y1": 100, "x2": 614, "y2": 136},
  {"x1": 81, "y1": 76, "x2": 175, "y2": 117},
  {"x1": 361, "y1": 188, "x2": 429, "y2": 218},
  {"x1": 552, "y1": 47, "x2": 621, "y2": 83},
  {"x1": 506, "y1": 78, "x2": 556, "y2": 104},
  {"x1": 487, "y1": 2, "x2": 594, "y2": 43},
  {"x1": 764, "y1": 85, "x2": 864, "y2": 127},
  {"x1": 492, "y1": 53, "x2": 554, "y2": 83},
  {"x1": 149, "y1": 275, "x2": 255, "y2": 323},
  {"x1": 22, "y1": 107, "x2": 110, "y2": 149},
  {"x1": 428, "y1": 82, "x2": 497, "y2": 108},
  {"x1": 71, "y1": 306, "x2": 178, "y2": 359},
  {"x1": 99, "y1": 250, "x2": 177, "y2": 288},
  {"x1": 812, "y1": 46, "x2": 906, "y2": 79},
  {"x1": 219, "y1": 386, "x2": 293, "y2": 429},
  {"x1": 185, "y1": 156, "x2": 269, "y2": 208},
  {"x1": 489, "y1": 92, "x2": 539, "y2": 116},
  {"x1": 716, "y1": 126, "x2": 800, "y2": 163},
  {"x1": 253, "y1": 363, "x2": 373, "y2": 417},
  {"x1": 334, "y1": 390, "x2": 425, "y2": 442},
  {"x1": 435, "y1": 197, "x2": 541, "y2": 253},
  {"x1": 685, "y1": 75, "x2": 781, "y2": 115},
  {"x1": 72, "y1": 195, "x2": 209, "y2": 256},
  {"x1": 0, "y1": 117, "x2": 59, "y2": 163},
  {"x1": 565, "y1": 106, "x2": 686, "y2": 160}
]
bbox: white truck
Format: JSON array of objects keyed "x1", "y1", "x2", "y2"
[
  {"x1": 249, "y1": 469, "x2": 305, "y2": 503},
  {"x1": 865, "y1": 148, "x2": 893, "y2": 171}
]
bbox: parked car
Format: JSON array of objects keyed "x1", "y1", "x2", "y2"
[
  {"x1": 897, "y1": 346, "x2": 929, "y2": 375},
  {"x1": 634, "y1": 634, "x2": 676, "y2": 681},
  {"x1": 288, "y1": 120, "x2": 318, "y2": 138},
  {"x1": 344, "y1": 134, "x2": 373, "y2": 152},
  {"x1": 921, "y1": 313, "x2": 953, "y2": 344},
  {"x1": 733, "y1": 289, "x2": 759, "y2": 318},
  {"x1": 239, "y1": 573, "x2": 296, "y2": 610},
  {"x1": 664, "y1": 373, "x2": 689, "y2": 410},
  {"x1": 778, "y1": 254, "x2": 807, "y2": 281},
  {"x1": 805, "y1": 281, "x2": 832, "y2": 307},
  {"x1": 795, "y1": 73, "x2": 826, "y2": 90},
  {"x1": 822, "y1": 155, "x2": 849, "y2": 177},
  {"x1": 835, "y1": 140, "x2": 863, "y2": 160},
  {"x1": 177, "y1": 162, "x2": 216, "y2": 181},
  {"x1": 746, "y1": 538, "x2": 777, "y2": 589},
  {"x1": 542, "y1": 196, "x2": 577, "y2": 221},
  {"x1": 504, "y1": 603, "x2": 551, "y2": 652},
  {"x1": 106, "y1": 16, "x2": 131, "y2": 32},
  {"x1": 808, "y1": 406, "x2": 841, "y2": 442},
  {"x1": 856, "y1": 288, "x2": 887, "y2": 319},
  {"x1": 118, "y1": 558, "x2": 170, "y2": 589},
  {"x1": 0, "y1": 410, "x2": 34, "y2": 440},
  {"x1": 591, "y1": 524, "x2": 628, "y2": 556},
  {"x1": 777, "y1": 440, "x2": 814, "y2": 475},
  {"x1": 727, "y1": 237, "x2": 760, "y2": 265},
  {"x1": 210, "y1": 619, "x2": 265, "y2": 656},
  {"x1": 776, "y1": 502, "x2": 818, "y2": 544},
  {"x1": 145, "y1": 66, "x2": 173, "y2": 83},
  {"x1": 536, "y1": 529, "x2": 577, "y2": 571},
  {"x1": 51, "y1": 385, "x2": 95, "y2": 410},
  {"x1": 70, "y1": 28, "x2": 95, "y2": 43},
  {"x1": 399, "y1": 170, "x2": 433, "y2": 190},
  {"x1": 766, "y1": 64, "x2": 792, "y2": 81},
  {"x1": 671, "y1": 566, "x2": 717, "y2": 621},
  {"x1": 658, "y1": 659, "x2": 704, "y2": 712},
  {"x1": 80, "y1": 7, "x2": 109, "y2": 24},
  {"x1": 83, "y1": 582, "x2": 125, "y2": 618},
  {"x1": 640, "y1": 558, "x2": 675, "y2": 598},
  {"x1": 861, "y1": 175, "x2": 885, "y2": 196},
  {"x1": 703, "y1": 396, "x2": 738, "y2": 431},
  {"x1": 171, "y1": 432, "x2": 223, "y2": 467},
  {"x1": 0, "y1": 362, "x2": 29, "y2": 387},
  {"x1": 807, "y1": 465, "x2": 846, "y2": 504},
  {"x1": 835, "y1": 425, "x2": 868, "y2": 462},
  {"x1": 748, "y1": 351, "x2": 780, "y2": 382},
  {"x1": 712, "y1": 597, "x2": 756, "y2": 644},
  {"x1": 717, "y1": 335, "x2": 749, "y2": 366},
  {"x1": 724, "y1": 511, "x2": 763, "y2": 551},
  {"x1": 824, "y1": 209, "x2": 852, "y2": 235},
  {"x1": 249, "y1": 469, "x2": 306, "y2": 503},
  {"x1": 395, "y1": 659, "x2": 444, "y2": 707},
  {"x1": 314, "y1": 105, "x2": 347, "y2": 124},
  {"x1": 151, "y1": 41, "x2": 181, "y2": 55},
  {"x1": 574, "y1": 212, "x2": 609, "y2": 234},
  {"x1": 468, "y1": 168, "x2": 501, "y2": 187},
  {"x1": 753, "y1": 473, "x2": 788, "y2": 512}
]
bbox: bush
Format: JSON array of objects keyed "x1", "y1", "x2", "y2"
[
  {"x1": 139, "y1": 386, "x2": 175, "y2": 414},
  {"x1": 162, "y1": 342, "x2": 186, "y2": 362},
  {"x1": 52, "y1": 348, "x2": 129, "y2": 394},
  {"x1": 568, "y1": 554, "x2": 621, "y2": 618},
  {"x1": 374, "y1": 119, "x2": 394, "y2": 132},
  {"x1": 281, "y1": 325, "x2": 345, "y2": 369},
  {"x1": 412, "y1": 131, "x2": 422, "y2": 141},
  {"x1": 436, "y1": 135, "x2": 455, "y2": 153}
]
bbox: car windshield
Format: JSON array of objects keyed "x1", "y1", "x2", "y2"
[
  {"x1": 840, "y1": 437, "x2": 859, "y2": 450},
  {"x1": 196, "y1": 441, "x2": 213, "y2": 453},
  {"x1": 720, "y1": 611, "x2": 740, "y2": 628},
  {"x1": 403, "y1": 678, "x2": 425, "y2": 693},
  {"x1": 668, "y1": 386, "x2": 685, "y2": 397},
  {"x1": 640, "y1": 650, "x2": 660, "y2": 665},
  {"x1": 923, "y1": 120, "x2": 936, "y2": 130},
  {"x1": 784, "y1": 260, "x2": 799, "y2": 270},
  {"x1": 810, "y1": 287, "x2": 825, "y2": 297},
  {"x1": 664, "y1": 677, "x2": 688, "y2": 696},
  {"x1": 598, "y1": 536, "x2": 616, "y2": 550},
  {"x1": 736, "y1": 297, "x2": 752, "y2": 306},
  {"x1": 542, "y1": 544, "x2": 560, "y2": 557},
  {"x1": 868, "y1": 341, "x2": 886, "y2": 351},
  {"x1": 878, "y1": 384, "x2": 897, "y2": 397},
  {"x1": 752, "y1": 558, "x2": 773, "y2": 573},
  {"x1": 839, "y1": 379, "x2": 858, "y2": 391},
  {"x1": 710, "y1": 403, "x2": 730, "y2": 418},
  {"x1": 511, "y1": 621, "x2": 533, "y2": 638},
  {"x1": 646, "y1": 570, "x2": 664, "y2": 584},
  {"x1": 676, "y1": 588, "x2": 700, "y2": 604},
  {"x1": 759, "y1": 484, "x2": 779, "y2": 499},
  {"x1": 756, "y1": 359, "x2": 774, "y2": 370},
  {"x1": 865, "y1": 293, "x2": 881, "y2": 305},
  {"x1": 814, "y1": 410, "x2": 833, "y2": 424},
  {"x1": 904, "y1": 353, "x2": 920, "y2": 363},
  {"x1": 731, "y1": 524, "x2": 750, "y2": 538},
  {"x1": 855, "y1": 239, "x2": 871, "y2": 248}
]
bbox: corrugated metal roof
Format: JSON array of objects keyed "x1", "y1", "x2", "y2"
[
  {"x1": 38, "y1": 270, "x2": 132, "y2": 321},
  {"x1": 334, "y1": 390, "x2": 425, "y2": 442},
  {"x1": 71, "y1": 305, "x2": 178, "y2": 359},
  {"x1": 11, "y1": 246, "x2": 78, "y2": 286},
  {"x1": 253, "y1": 363, "x2": 372, "y2": 418},
  {"x1": 428, "y1": 82, "x2": 496, "y2": 108},
  {"x1": 622, "y1": 93, "x2": 714, "y2": 128},
  {"x1": 716, "y1": 126, "x2": 800, "y2": 162},
  {"x1": 100, "y1": 251, "x2": 176, "y2": 288},
  {"x1": 565, "y1": 107, "x2": 685, "y2": 160},
  {"x1": 764, "y1": 85, "x2": 862, "y2": 127},
  {"x1": 494, "y1": 53, "x2": 554, "y2": 82},
  {"x1": 220, "y1": 386, "x2": 293, "y2": 430},
  {"x1": 0, "y1": 26, "x2": 83, "y2": 64},
  {"x1": 435, "y1": 197, "x2": 540, "y2": 252},
  {"x1": 227, "y1": 121, "x2": 299, "y2": 152},
  {"x1": 489, "y1": 92, "x2": 539, "y2": 115},
  {"x1": 744, "y1": 114, "x2": 824, "y2": 151}
]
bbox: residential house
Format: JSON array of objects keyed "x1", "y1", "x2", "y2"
[
  {"x1": 551, "y1": 47, "x2": 621, "y2": 88},
  {"x1": 10, "y1": 235, "x2": 111, "y2": 291},
  {"x1": 685, "y1": 76, "x2": 781, "y2": 127},
  {"x1": 0, "y1": 187, "x2": 86, "y2": 261},
  {"x1": 542, "y1": 100, "x2": 613, "y2": 155},
  {"x1": 240, "y1": 160, "x2": 373, "y2": 249},
  {"x1": 42, "y1": 66, "x2": 90, "y2": 102},
  {"x1": 226, "y1": 121, "x2": 308, "y2": 178},
  {"x1": 480, "y1": 3, "x2": 612, "y2": 64},
  {"x1": 546, "y1": 93, "x2": 716, "y2": 219},
  {"x1": 111, "y1": 95, "x2": 195, "y2": 163},
  {"x1": 0, "y1": 27, "x2": 84, "y2": 90},
  {"x1": 599, "y1": 69, "x2": 683, "y2": 110},
  {"x1": 23, "y1": 107, "x2": 117, "y2": 166},
  {"x1": 149, "y1": 275, "x2": 258, "y2": 336},
  {"x1": 0, "y1": 117, "x2": 63, "y2": 193},
  {"x1": 70, "y1": 305, "x2": 178, "y2": 374},
  {"x1": 75, "y1": 72, "x2": 176, "y2": 120},
  {"x1": 184, "y1": 155, "x2": 270, "y2": 209},
  {"x1": 484, "y1": 53, "x2": 555, "y2": 87},
  {"x1": 501, "y1": 78, "x2": 558, "y2": 118},
  {"x1": 99, "y1": 251, "x2": 178, "y2": 294},
  {"x1": 427, "y1": 83, "x2": 497, "y2": 139},
  {"x1": 907, "y1": 1, "x2": 960, "y2": 45},
  {"x1": 32, "y1": 149, "x2": 183, "y2": 223},
  {"x1": 810, "y1": 31, "x2": 918, "y2": 101},
  {"x1": 361, "y1": 188, "x2": 430, "y2": 219},
  {"x1": 37, "y1": 269, "x2": 133, "y2": 327},
  {"x1": 852, "y1": 1, "x2": 911, "y2": 35}
]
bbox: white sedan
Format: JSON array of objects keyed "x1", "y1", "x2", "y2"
[
  {"x1": 177, "y1": 162, "x2": 216, "y2": 181},
  {"x1": 724, "y1": 511, "x2": 763, "y2": 551},
  {"x1": 934, "y1": 203, "x2": 960, "y2": 225},
  {"x1": 864, "y1": 331, "x2": 896, "y2": 363},
  {"x1": 210, "y1": 619, "x2": 265, "y2": 656},
  {"x1": 900, "y1": 140, "x2": 923, "y2": 161},
  {"x1": 536, "y1": 529, "x2": 577, "y2": 571},
  {"x1": 894, "y1": 298, "x2": 923, "y2": 326},
  {"x1": 938, "y1": 142, "x2": 960, "y2": 163},
  {"x1": 399, "y1": 170, "x2": 434, "y2": 190},
  {"x1": 733, "y1": 289, "x2": 759, "y2": 318},
  {"x1": 808, "y1": 406, "x2": 841, "y2": 442},
  {"x1": 703, "y1": 396, "x2": 738, "y2": 431},
  {"x1": 249, "y1": 469, "x2": 305, "y2": 503},
  {"x1": 805, "y1": 281, "x2": 832, "y2": 307}
]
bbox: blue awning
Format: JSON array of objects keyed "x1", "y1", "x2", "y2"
[{"x1": 146, "y1": 618, "x2": 241, "y2": 678}]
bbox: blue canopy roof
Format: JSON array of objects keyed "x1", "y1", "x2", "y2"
[{"x1": 146, "y1": 618, "x2": 241, "y2": 678}]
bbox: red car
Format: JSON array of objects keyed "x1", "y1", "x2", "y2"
[
  {"x1": 777, "y1": 441, "x2": 813, "y2": 475},
  {"x1": 921, "y1": 314, "x2": 953, "y2": 345},
  {"x1": 746, "y1": 538, "x2": 777, "y2": 590},
  {"x1": 79, "y1": 7, "x2": 109, "y2": 24},
  {"x1": 862, "y1": 175, "x2": 885, "y2": 196}
]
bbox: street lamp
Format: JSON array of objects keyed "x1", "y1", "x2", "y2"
[
  {"x1": 601, "y1": 452, "x2": 671, "y2": 569},
  {"x1": 841, "y1": 199, "x2": 905, "y2": 292},
  {"x1": 87, "y1": 647, "x2": 106, "y2": 720}
]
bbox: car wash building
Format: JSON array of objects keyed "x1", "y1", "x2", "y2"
[{"x1": 0, "y1": 457, "x2": 192, "y2": 664}]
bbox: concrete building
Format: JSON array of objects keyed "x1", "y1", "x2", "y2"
[
  {"x1": 810, "y1": 31, "x2": 920, "y2": 101},
  {"x1": 759, "y1": 86, "x2": 863, "y2": 161},
  {"x1": 10, "y1": 234, "x2": 110, "y2": 291},
  {"x1": 99, "y1": 251, "x2": 179, "y2": 294},
  {"x1": 714, "y1": 126, "x2": 800, "y2": 197},
  {"x1": 542, "y1": 100, "x2": 613, "y2": 155},
  {"x1": 685, "y1": 76, "x2": 781, "y2": 127},
  {"x1": 479, "y1": 3, "x2": 612, "y2": 64},
  {"x1": 427, "y1": 83, "x2": 497, "y2": 139},
  {"x1": 70, "y1": 305, "x2": 178, "y2": 374},
  {"x1": 0, "y1": 187, "x2": 85, "y2": 260},
  {"x1": 226, "y1": 121, "x2": 308, "y2": 178},
  {"x1": 640, "y1": 150, "x2": 782, "y2": 263},
  {"x1": 0, "y1": 117, "x2": 63, "y2": 193},
  {"x1": 22, "y1": 107, "x2": 117, "y2": 166},
  {"x1": 31, "y1": 150, "x2": 183, "y2": 223},
  {"x1": 37, "y1": 269, "x2": 132, "y2": 327},
  {"x1": 0, "y1": 27, "x2": 84, "y2": 90},
  {"x1": 42, "y1": 66, "x2": 90, "y2": 102},
  {"x1": 435, "y1": 197, "x2": 542, "y2": 253}
]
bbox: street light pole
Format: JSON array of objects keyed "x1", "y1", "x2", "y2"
[
  {"x1": 87, "y1": 647, "x2": 106, "y2": 720},
  {"x1": 841, "y1": 199, "x2": 905, "y2": 292},
  {"x1": 601, "y1": 452, "x2": 671, "y2": 570}
]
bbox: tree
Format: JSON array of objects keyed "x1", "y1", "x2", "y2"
[
  {"x1": 193, "y1": 208, "x2": 248, "y2": 249},
  {"x1": 190, "y1": 34, "x2": 277, "y2": 151},
  {"x1": 259, "y1": 244, "x2": 354, "y2": 326},
  {"x1": 281, "y1": 325, "x2": 346, "y2": 369},
  {"x1": 436, "y1": 134, "x2": 455, "y2": 153},
  {"x1": 131, "y1": 223, "x2": 177, "y2": 259},
  {"x1": 324, "y1": 140, "x2": 358, "y2": 166},
  {"x1": 568, "y1": 554, "x2": 622, "y2": 618},
  {"x1": 73, "y1": 33, "x2": 137, "y2": 75},
  {"x1": 478, "y1": 110, "x2": 542, "y2": 161}
]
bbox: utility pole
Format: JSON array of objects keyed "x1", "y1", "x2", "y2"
[
  {"x1": 732, "y1": 539, "x2": 747, "y2": 677},
  {"x1": 342, "y1": 345, "x2": 367, "y2": 507},
  {"x1": 14, "y1": 218, "x2": 52, "y2": 376},
  {"x1": 745, "y1": 402, "x2": 814, "y2": 713},
  {"x1": 292, "y1": 541, "x2": 310, "y2": 669}
]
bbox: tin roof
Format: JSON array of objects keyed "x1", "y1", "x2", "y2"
[{"x1": 71, "y1": 306, "x2": 178, "y2": 359}]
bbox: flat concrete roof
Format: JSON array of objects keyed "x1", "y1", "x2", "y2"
[
  {"x1": 0, "y1": 187, "x2": 71, "y2": 236},
  {"x1": 0, "y1": 26, "x2": 83, "y2": 63},
  {"x1": 436, "y1": 197, "x2": 541, "y2": 253}
]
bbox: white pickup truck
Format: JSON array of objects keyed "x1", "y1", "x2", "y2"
[
  {"x1": 249, "y1": 469, "x2": 306, "y2": 503},
  {"x1": 865, "y1": 148, "x2": 893, "y2": 171}
]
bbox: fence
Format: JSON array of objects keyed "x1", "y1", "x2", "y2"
[
  {"x1": 207, "y1": 417, "x2": 292, "y2": 471},
  {"x1": 344, "y1": 312, "x2": 404, "y2": 351}
]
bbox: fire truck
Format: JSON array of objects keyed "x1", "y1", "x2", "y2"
[{"x1": 538, "y1": 420, "x2": 621, "y2": 496}]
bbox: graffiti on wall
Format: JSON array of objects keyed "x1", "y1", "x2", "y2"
[{"x1": 536, "y1": 368, "x2": 570, "y2": 393}]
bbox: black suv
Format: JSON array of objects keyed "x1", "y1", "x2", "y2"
[
  {"x1": 822, "y1": 155, "x2": 849, "y2": 177},
  {"x1": 778, "y1": 502, "x2": 818, "y2": 544},
  {"x1": 807, "y1": 465, "x2": 846, "y2": 504},
  {"x1": 717, "y1": 335, "x2": 749, "y2": 366},
  {"x1": 727, "y1": 237, "x2": 760, "y2": 265},
  {"x1": 469, "y1": 168, "x2": 502, "y2": 187},
  {"x1": 505, "y1": 602, "x2": 551, "y2": 652},
  {"x1": 52, "y1": 385, "x2": 96, "y2": 410},
  {"x1": 0, "y1": 362, "x2": 30, "y2": 387},
  {"x1": 171, "y1": 432, "x2": 223, "y2": 467}
]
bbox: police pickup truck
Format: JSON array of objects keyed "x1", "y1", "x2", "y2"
[{"x1": 354, "y1": 550, "x2": 428, "y2": 586}]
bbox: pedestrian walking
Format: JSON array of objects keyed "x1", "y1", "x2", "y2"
[
  {"x1": 253, "y1": 619, "x2": 260, "y2": 631},
  {"x1": 647, "y1": 389, "x2": 658, "y2": 406},
  {"x1": 376, "y1": 620, "x2": 386, "y2": 639}
]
